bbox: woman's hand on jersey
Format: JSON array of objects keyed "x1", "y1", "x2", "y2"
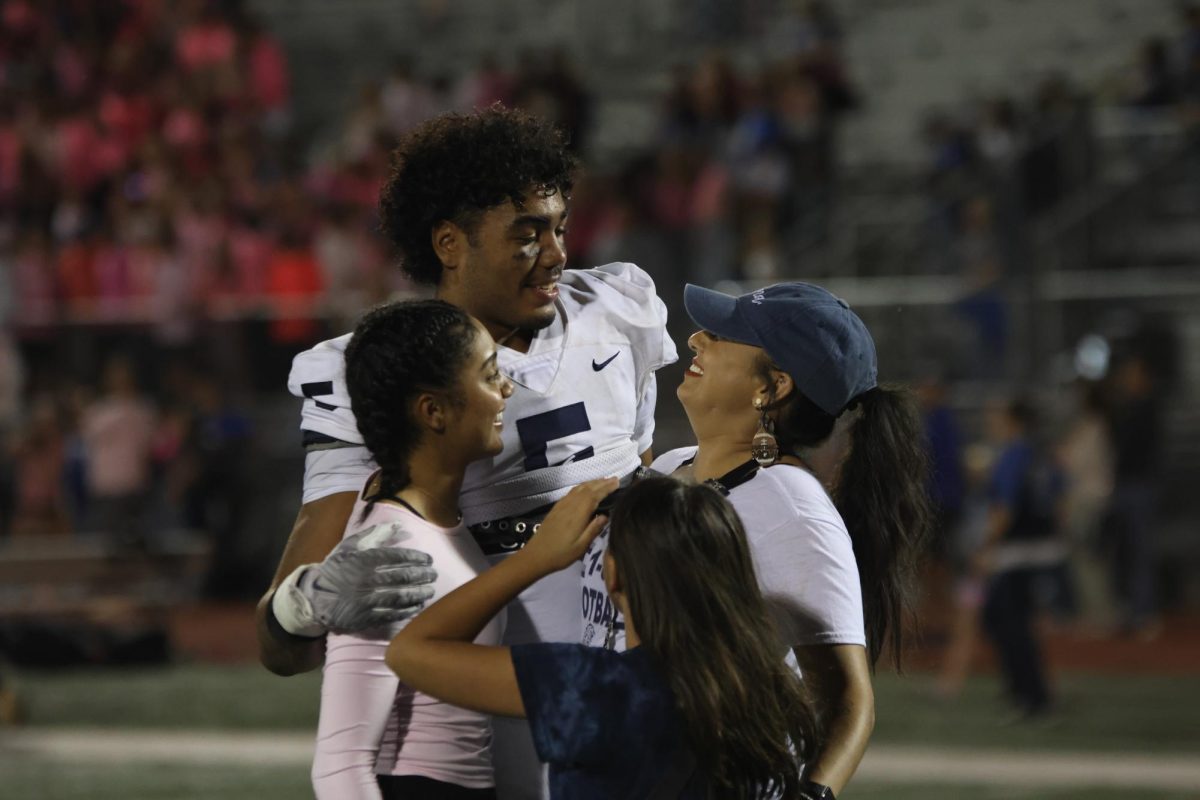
[
  {"x1": 523, "y1": 478, "x2": 619, "y2": 573},
  {"x1": 278, "y1": 524, "x2": 439, "y2": 637}
]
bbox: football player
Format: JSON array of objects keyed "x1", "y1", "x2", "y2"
[{"x1": 257, "y1": 106, "x2": 676, "y2": 799}]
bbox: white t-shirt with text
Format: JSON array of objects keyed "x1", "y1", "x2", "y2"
[{"x1": 581, "y1": 447, "x2": 866, "y2": 655}]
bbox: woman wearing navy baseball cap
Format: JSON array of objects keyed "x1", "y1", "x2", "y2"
[{"x1": 579, "y1": 281, "x2": 932, "y2": 799}]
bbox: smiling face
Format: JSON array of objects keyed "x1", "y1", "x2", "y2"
[
  {"x1": 437, "y1": 187, "x2": 569, "y2": 345},
  {"x1": 445, "y1": 318, "x2": 514, "y2": 461},
  {"x1": 677, "y1": 330, "x2": 771, "y2": 440}
]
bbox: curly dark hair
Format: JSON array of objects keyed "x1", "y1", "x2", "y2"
[
  {"x1": 344, "y1": 300, "x2": 478, "y2": 513},
  {"x1": 379, "y1": 105, "x2": 578, "y2": 285}
]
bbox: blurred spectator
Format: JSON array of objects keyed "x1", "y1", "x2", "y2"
[
  {"x1": 176, "y1": 3, "x2": 237, "y2": 73},
  {"x1": 0, "y1": 332, "x2": 20, "y2": 538},
  {"x1": 662, "y1": 53, "x2": 741, "y2": 151},
  {"x1": 11, "y1": 395, "x2": 69, "y2": 537},
  {"x1": 923, "y1": 111, "x2": 979, "y2": 255},
  {"x1": 1129, "y1": 37, "x2": 1178, "y2": 109},
  {"x1": 1057, "y1": 380, "x2": 1116, "y2": 632},
  {"x1": 760, "y1": 0, "x2": 844, "y2": 65},
  {"x1": 917, "y1": 370, "x2": 973, "y2": 699},
  {"x1": 1, "y1": 0, "x2": 294, "y2": 343},
  {"x1": 263, "y1": 225, "x2": 325, "y2": 389},
  {"x1": 935, "y1": 443, "x2": 991, "y2": 700},
  {"x1": 180, "y1": 372, "x2": 253, "y2": 598},
  {"x1": 60, "y1": 382, "x2": 92, "y2": 533},
  {"x1": 380, "y1": 57, "x2": 440, "y2": 135},
  {"x1": 976, "y1": 97, "x2": 1022, "y2": 167},
  {"x1": 1104, "y1": 353, "x2": 1164, "y2": 636},
  {"x1": 919, "y1": 373, "x2": 967, "y2": 560},
  {"x1": 954, "y1": 274, "x2": 1009, "y2": 378},
  {"x1": 237, "y1": 13, "x2": 291, "y2": 130},
  {"x1": 80, "y1": 356, "x2": 156, "y2": 547},
  {"x1": 977, "y1": 399, "x2": 1064, "y2": 720},
  {"x1": 341, "y1": 82, "x2": 387, "y2": 164},
  {"x1": 1179, "y1": 6, "x2": 1200, "y2": 126},
  {"x1": 144, "y1": 226, "x2": 199, "y2": 350},
  {"x1": 1181, "y1": 7, "x2": 1200, "y2": 131},
  {"x1": 453, "y1": 53, "x2": 513, "y2": 111},
  {"x1": 314, "y1": 206, "x2": 379, "y2": 332},
  {"x1": 1183, "y1": 3, "x2": 1200, "y2": 60},
  {"x1": 515, "y1": 48, "x2": 592, "y2": 153},
  {"x1": 1024, "y1": 76, "x2": 1089, "y2": 215}
]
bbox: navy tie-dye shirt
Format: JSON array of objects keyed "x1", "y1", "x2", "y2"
[{"x1": 510, "y1": 643, "x2": 705, "y2": 799}]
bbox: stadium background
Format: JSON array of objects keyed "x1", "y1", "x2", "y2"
[{"x1": 0, "y1": 0, "x2": 1198, "y2": 797}]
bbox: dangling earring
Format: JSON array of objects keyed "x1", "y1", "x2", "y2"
[
  {"x1": 602, "y1": 616, "x2": 617, "y2": 651},
  {"x1": 752, "y1": 398, "x2": 779, "y2": 466}
]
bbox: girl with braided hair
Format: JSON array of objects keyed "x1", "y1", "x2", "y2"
[{"x1": 310, "y1": 299, "x2": 513, "y2": 799}]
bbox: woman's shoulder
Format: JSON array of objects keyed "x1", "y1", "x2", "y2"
[
  {"x1": 744, "y1": 463, "x2": 837, "y2": 512},
  {"x1": 734, "y1": 464, "x2": 847, "y2": 539},
  {"x1": 346, "y1": 496, "x2": 445, "y2": 547}
]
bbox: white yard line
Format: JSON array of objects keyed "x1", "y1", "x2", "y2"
[
  {"x1": 1, "y1": 729, "x2": 314, "y2": 767},
  {"x1": 856, "y1": 746, "x2": 1200, "y2": 791},
  {"x1": 3, "y1": 730, "x2": 1199, "y2": 791}
]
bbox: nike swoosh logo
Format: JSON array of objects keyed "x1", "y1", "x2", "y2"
[{"x1": 592, "y1": 352, "x2": 619, "y2": 371}]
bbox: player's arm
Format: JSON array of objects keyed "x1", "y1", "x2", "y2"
[
  {"x1": 388, "y1": 479, "x2": 616, "y2": 716},
  {"x1": 256, "y1": 492, "x2": 357, "y2": 676},
  {"x1": 634, "y1": 376, "x2": 659, "y2": 468},
  {"x1": 792, "y1": 643, "x2": 875, "y2": 796},
  {"x1": 257, "y1": 487, "x2": 438, "y2": 676}
]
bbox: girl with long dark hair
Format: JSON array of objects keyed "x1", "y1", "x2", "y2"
[
  {"x1": 580, "y1": 282, "x2": 931, "y2": 798},
  {"x1": 308, "y1": 299, "x2": 513, "y2": 799},
  {"x1": 389, "y1": 475, "x2": 821, "y2": 798}
]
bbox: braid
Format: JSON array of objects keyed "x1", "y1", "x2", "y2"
[{"x1": 344, "y1": 300, "x2": 478, "y2": 518}]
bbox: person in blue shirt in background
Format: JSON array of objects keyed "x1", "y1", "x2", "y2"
[
  {"x1": 975, "y1": 398, "x2": 1065, "y2": 720},
  {"x1": 388, "y1": 475, "x2": 822, "y2": 799}
]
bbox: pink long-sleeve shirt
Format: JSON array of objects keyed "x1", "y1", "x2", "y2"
[{"x1": 311, "y1": 495, "x2": 505, "y2": 798}]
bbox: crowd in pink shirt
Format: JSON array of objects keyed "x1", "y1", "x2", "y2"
[{"x1": 0, "y1": 0, "x2": 349, "y2": 345}]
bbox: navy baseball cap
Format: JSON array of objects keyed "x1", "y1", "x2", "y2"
[{"x1": 684, "y1": 282, "x2": 878, "y2": 416}]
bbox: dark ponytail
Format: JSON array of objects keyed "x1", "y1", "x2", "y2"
[
  {"x1": 834, "y1": 385, "x2": 932, "y2": 670},
  {"x1": 344, "y1": 300, "x2": 478, "y2": 519},
  {"x1": 758, "y1": 354, "x2": 932, "y2": 670}
]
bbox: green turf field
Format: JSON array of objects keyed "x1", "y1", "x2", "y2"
[
  {"x1": 4, "y1": 762, "x2": 1195, "y2": 800},
  {"x1": 0, "y1": 761, "x2": 311, "y2": 800},
  {"x1": 3, "y1": 665, "x2": 1199, "y2": 799},
  {"x1": 849, "y1": 787, "x2": 1195, "y2": 800}
]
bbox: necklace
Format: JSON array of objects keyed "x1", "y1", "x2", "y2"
[
  {"x1": 364, "y1": 472, "x2": 462, "y2": 524},
  {"x1": 680, "y1": 448, "x2": 815, "y2": 496},
  {"x1": 678, "y1": 455, "x2": 760, "y2": 496},
  {"x1": 402, "y1": 487, "x2": 463, "y2": 525},
  {"x1": 495, "y1": 328, "x2": 519, "y2": 346}
]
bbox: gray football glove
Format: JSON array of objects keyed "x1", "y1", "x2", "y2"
[{"x1": 272, "y1": 524, "x2": 437, "y2": 638}]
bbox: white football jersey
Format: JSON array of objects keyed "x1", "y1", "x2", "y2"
[
  {"x1": 290, "y1": 264, "x2": 675, "y2": 800},
  {"x1": 288, "y1": 261, "x2": 676, "y2": 639}
]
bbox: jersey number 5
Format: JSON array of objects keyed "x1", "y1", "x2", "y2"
[{"x1": 515, "y1": 402, "x2": 594, "y2": 471}]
